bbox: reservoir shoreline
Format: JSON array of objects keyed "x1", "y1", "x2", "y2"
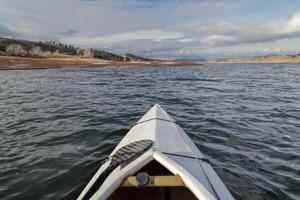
[{"x1": 0, "y1": 55, "x2": 199, "y2": 70}]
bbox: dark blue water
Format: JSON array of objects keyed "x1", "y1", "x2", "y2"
[{"x1": 0, "y1": 64, "x2": 299, "y2": 200}]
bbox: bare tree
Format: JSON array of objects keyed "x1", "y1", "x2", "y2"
[
  {"x1": 5, "y1": 44, "x2": 27, "y2": 57},
  {"x1": 83, "y1": 48, "x2": 94, "y2": 58},
  {"x1": 29, "y1": 46, "x2": 43, "y2": 57}
]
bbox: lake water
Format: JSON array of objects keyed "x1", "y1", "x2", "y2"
[{"x1": 0, "y1": 64, "x2": 299, "y2": 200}]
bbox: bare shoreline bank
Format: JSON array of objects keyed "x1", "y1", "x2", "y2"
[
  {"x1": 207, "y1": 61, "x2": 300, "y2": 64},
  {"x1": 0, "y1": 56, "x2": 200, "y2": 70}
]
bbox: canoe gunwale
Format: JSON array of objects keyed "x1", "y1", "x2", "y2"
[
  {"x1": 89, "y1": 150, "x2": 155, "y2": 200},
  {"x1": 153, "y1": 150, "x2": 217, "y2": 200}
]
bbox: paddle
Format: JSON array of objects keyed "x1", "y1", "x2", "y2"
[{"x1": 81, "y1": 139, "x2": 153, "y2": 200}]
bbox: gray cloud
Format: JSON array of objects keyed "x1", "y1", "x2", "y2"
[
  {"x1": 58, "y1": 29, "x2": 79, "y2": 37},
  {"x1": 60, "y1": 11, "x2": 300, "y2": 59},
  {"x1": 189, "y1": 14, "x2": 300, "y2": 47},
  {"x1": 1, "y1": 0, "x2": 300, "y2": 59},
  {"x1": 0, "y1": 24, "x2": 14, "y2": 37}
]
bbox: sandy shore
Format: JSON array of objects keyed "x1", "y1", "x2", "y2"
[
  {"x1": 209, "y1": 55, "x2": 300, "y2": 64},
  {"x1": 0, "y1": 56, "x2": 199, "y2": 70}
]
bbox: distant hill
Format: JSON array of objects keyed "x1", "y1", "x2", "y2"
[
  {"x1": 215, "y1": 54, "x2": 300, "y2": 63},
  {"x1": 173, "y1": 58, "x2": 207, "y2": 62},
  {"x1": 0, "y1": 37, "x2": 149, "y2": 61}
]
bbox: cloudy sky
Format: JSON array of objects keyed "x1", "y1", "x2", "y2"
[{"x1": 1, "y1": 0, "x2": 300, "y2": 59}]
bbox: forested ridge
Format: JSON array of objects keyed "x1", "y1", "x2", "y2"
[{"x1": 0, "y1": 37, "x2": 150, "y2": 61}]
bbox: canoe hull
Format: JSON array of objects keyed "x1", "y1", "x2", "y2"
[{"x1": 78, "y1": 104, "x2": 234, "y2": 200}]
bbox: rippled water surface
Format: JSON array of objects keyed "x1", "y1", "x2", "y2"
[{"x1": 0, "y1": 64, "x2": 299, "y2": 200}]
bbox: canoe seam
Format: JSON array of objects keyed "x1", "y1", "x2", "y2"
[
  {"x1": 135, "y1": 118, "x2": 175, "y2": 125},
  {"x1": 172, "y1": 123, "x2": 220, "y2": 200},
  {"x1": 162, "y1": 152, "x2": 210, "y2": 163}
]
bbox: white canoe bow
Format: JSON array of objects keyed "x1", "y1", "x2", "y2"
[{"x1": 78, "y1": 104, "x2": 234, "y2": 200}]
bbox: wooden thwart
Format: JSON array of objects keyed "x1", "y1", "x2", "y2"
[{"x1": 121, "y1": 175, "x2": 185, "y2": 187}]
